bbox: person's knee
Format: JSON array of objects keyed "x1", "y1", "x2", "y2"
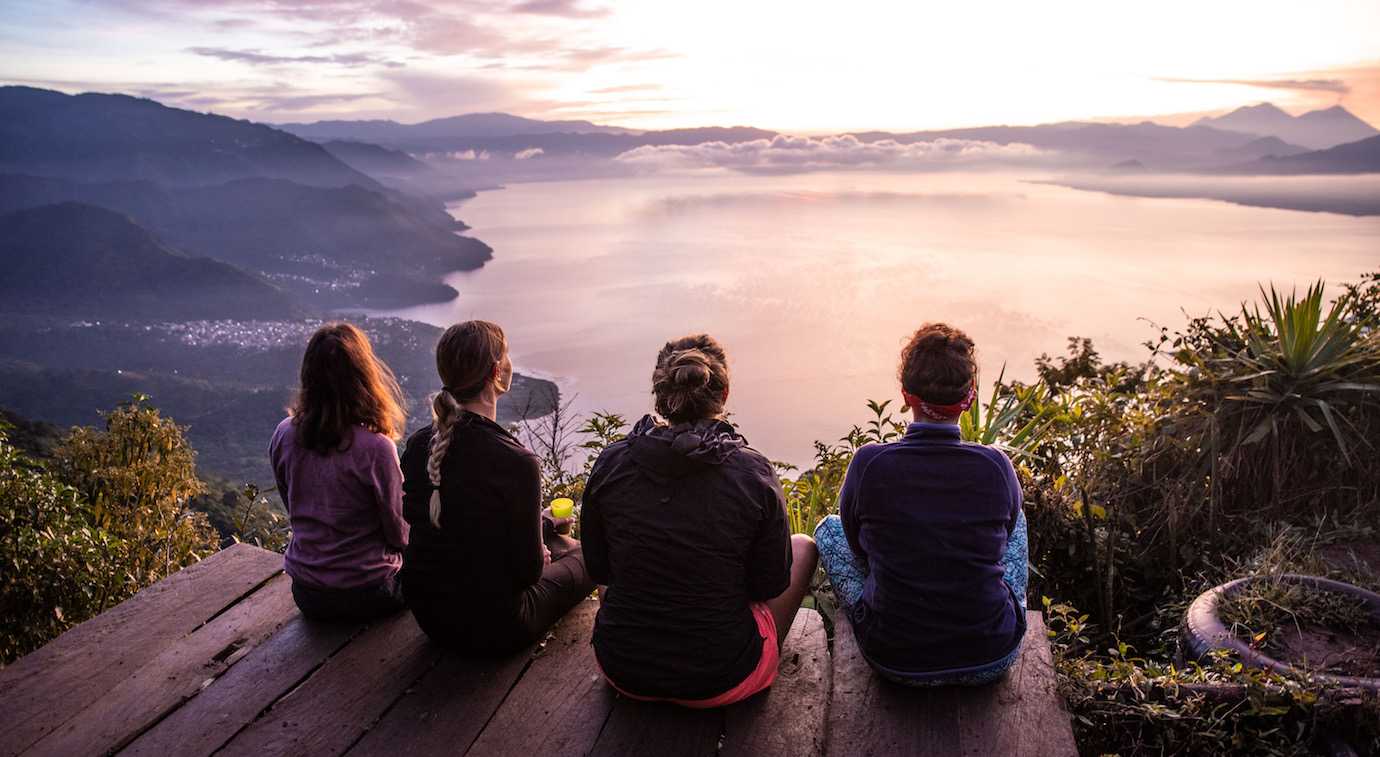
[
  {"x1": 812, "y1": 513, "x2": 841, "y2": 544},
  {"x1": 791, "y1": 533, "x2": 819, "y2": 569}
]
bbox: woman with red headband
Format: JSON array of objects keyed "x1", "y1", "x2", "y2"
[{"x1": 814, "y1": 322, "x2": 1028, "y2": 686}]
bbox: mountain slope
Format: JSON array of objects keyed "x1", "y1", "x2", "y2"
[
  {"x1": 0, "y1": 203, "x2": 297, "y2": 320},
  {"x1": 322, "y1": 140, "x2": 431, "y2": 176},
  {"x1": 851, "y1": 121, "x2": 1269, "y2": 169},
  {"x1": 1193, "y1": 102, "x2": 1378, "y2": 149},
  {"x1": 0, "y1": 86, "x2": 381, "y2": 188},
  {"x1": 1230, "y1": 134, "x2": 1380, "y2": 174},
  {"x1": 0, "y1": 174, "x2": 489, "y2": 307}
]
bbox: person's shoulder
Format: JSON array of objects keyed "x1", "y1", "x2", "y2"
[
  {"x1": 352, "y1": 424, "x2": 401, "y2": 456},
  {"x1": 843, "y1": 441, "x2": 892, "y2": 473},
  {"x1": 965, "y1": 441, "x2": 1015, "y2": 469},
  {"x1": 725, "y1": 444, "x2": 782, "y2": 490},
  {"x1": 404, "y1": 423, "x2": 434, "y2": 450},
  {"x1": 269, "y1": 416, "x2": 296, "y2": 452}
]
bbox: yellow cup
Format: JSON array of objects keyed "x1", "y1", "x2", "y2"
[{"x1": 550, "y1": 497, "x2": 574, "y2": 520}]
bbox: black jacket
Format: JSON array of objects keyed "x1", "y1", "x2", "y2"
[
  {"x1": 398, "y1": 413, "x2": 545, "y2": 650},
  {"x1": 581, "y1": 416, "x2": 792, "y2": 700}
]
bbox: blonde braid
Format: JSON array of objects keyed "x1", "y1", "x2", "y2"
[{"x1": 427, "y1": 390, "x2": 463, "y2": 528}]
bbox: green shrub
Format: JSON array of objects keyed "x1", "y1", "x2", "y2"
[{"x1": 0, "y1": 398, "x2": 218, "y2": 664}]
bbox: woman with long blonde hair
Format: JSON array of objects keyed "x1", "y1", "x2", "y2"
[
  {"x1": 400, "y1": 320, "x2": 593, "y2": 653},
  {"x1": 270, "y1": 322, "x2": 409, "y2": 621}
]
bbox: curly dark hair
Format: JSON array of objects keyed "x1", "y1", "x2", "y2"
[{"x1": 898, "y1": 323, "x2": 977, "y2": 404}]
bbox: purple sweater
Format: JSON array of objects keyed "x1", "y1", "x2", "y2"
[{"x1": 270, "y1": 417, "x2": 408, "y2": 589}]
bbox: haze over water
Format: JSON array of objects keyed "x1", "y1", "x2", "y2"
[{"x1": 386, "y1": 171, "x2": 1380, "y2": 466}]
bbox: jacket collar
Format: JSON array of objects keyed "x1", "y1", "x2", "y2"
[{"x1": 904, "y1": 421, "x2": 962, "y2": 442}]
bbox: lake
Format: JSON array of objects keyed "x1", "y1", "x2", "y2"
[{"x1": 384, "y1": 170, "x2": 1380, "y2": 467}]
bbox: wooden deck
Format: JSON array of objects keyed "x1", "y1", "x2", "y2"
[{"x1": 0, "y1": 543, "x2": 1077, "y2": 757}]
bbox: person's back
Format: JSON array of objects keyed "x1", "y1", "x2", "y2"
[
  {"x1": 581, "y1": 334, "x2": 818, "y2": 708},
  {"x1": 400, "y1": 415, "x2": 558, "y2": 649},
  {"x1": 584, "y1": 418, "x2": 787, "y2": 699},
  {"x1": 270, "y1": 322, "x2": 409, "y2": 622},
  {"x1": 271, "y1": 419, "x2": 407, "y2": 590},
  {"x1": 399, "y1": 320, "x2": 593, "y2": 654},
  {"x1": 840, "y1": 426, "x2": 1022, "y2": 672},
  {"x1": 816, "y1": 322, "x2": 1028, "y2": 686}
]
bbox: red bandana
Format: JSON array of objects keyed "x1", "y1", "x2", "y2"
[{"x1": 910, "y1": 384, "x2": 976, "y2": 422}]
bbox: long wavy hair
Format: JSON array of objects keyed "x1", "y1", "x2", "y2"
[
  {"x1": 290, "y1": 323, "x2": 406, "y2": 453},
  {"x1": 427, "y1": 320, "x2": 508, "y2": 528}
]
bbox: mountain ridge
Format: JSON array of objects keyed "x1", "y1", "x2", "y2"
[
  {"x1": 0, "y1": 203, "x2": 298, "y2": 320},
  {"x1": 0, "y1": 86, "x2": 382, "y2": 189}
]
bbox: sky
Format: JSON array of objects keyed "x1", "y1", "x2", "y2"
[{"x1": 2, "y1": 0, "x2": 1378, "y2": 132}]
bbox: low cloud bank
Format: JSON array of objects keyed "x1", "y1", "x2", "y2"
[{"x1": 614, "y1": 134, "x2": 1053, "y2": 172}]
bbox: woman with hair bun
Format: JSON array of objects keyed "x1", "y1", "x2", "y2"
[
  {"x1": 580, "y1": 334, "x2": 818, "y2": 707},
  {"x1": 399, "y1": 320, "x2": 593, "y2": 653},
  {"x1": 815, "y1": 323, "x2": 1029, "y2": 686}
]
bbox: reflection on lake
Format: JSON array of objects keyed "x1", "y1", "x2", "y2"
[{"x1": 384, "y1": 170, "x2": 1380, "y2": 466}]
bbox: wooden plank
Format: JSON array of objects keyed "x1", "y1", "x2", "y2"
[
  {"x1": 215, "y1": 610, "x2": 439, "y2": 757},
  {"x1": 826, "y1": 610, "x2": 1077, "y2": 757},
  {"x1": 995, "y1": 612, "x2": 1079, "y2": 757},
  {"x1": 27, "y1": 573, "x2": 298, "y2": 757},
  {"x1": 721, "y1": 608, "x2": 830, "y2": 757},
  {"x1": 465, "y1": 599, "x2": 616, "y2": 757},
  {"x1": 119, "y1": 615, "x2": 364, "y2": 757},
  {"x1": 345, "y1": 646, "x2": 533, "y2": 757},
  {"x1": 0, "y1": 543, "x2": 283, "y2": 757},
  {"x1": 588, "y1": 701, "x2": 722, "y2": 757}
]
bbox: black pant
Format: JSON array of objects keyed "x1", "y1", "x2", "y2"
[
  {"x1": 291, "y1": 575, "x2": 405, "y2": 622},
  {"x1": 408, "y1": 530, "x2": 595, "y2": 654}
]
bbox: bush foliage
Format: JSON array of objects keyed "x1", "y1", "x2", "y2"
[{"x1": 0, "y1": 398, "x2": 218, "y2": 663}]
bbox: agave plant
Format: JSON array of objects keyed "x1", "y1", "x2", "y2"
[
  {"x1": 1218, "y1": 281, "x2": 1380, "y2": 464},
  {"x1": 959, "y1": 365, "x2": 1063, "y2": 460}
]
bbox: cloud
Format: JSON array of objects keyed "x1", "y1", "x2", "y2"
[
  {"x1": 380, "y1": 70, "x2": 531, "y2": 114},
  {"x1": 514, "y1": 147, "x2": 544, "y2": 159},
  {"x1": 438, "y1": 149, "x2": 491, "y2": 160},
  {"x1": 510, "y1": 0, "x2": 609, "y2": 18},
  {"x1": 1159, "y1": 77, "x2": 1350, "y2": 94},
  {"x1": 188, "y1": 46, "x2": 401, "y2": 67},
  {"x1": 613, "y1": 134, "x2": 1054, "y2": 173},
  {"x1": 591, "y1": 83, "x2": 662, "y2": 94}
]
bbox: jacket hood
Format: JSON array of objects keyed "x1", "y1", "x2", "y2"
[{"x1": 626, "y1": 414, "x2": 747, "y2": 479}]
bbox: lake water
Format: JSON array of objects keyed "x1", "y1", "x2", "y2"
[{"x1": 385, "y1": 170, "x2": 1380, "y2": 467}]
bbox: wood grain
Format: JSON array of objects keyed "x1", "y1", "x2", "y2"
[
  {"x1": 721, "y1": 608, "x2": 830, "y2": 757},
  {"x1": 826, "y1": 610, "x2": 1077, "y2": 757},
  {"x1": 464, "y1": 600, "x2": 616, "y2": 757},
  {"x1": 120, "y1": 613, "x2": 364, "y2": 757},
  {"x1": 28, "y1": 573, "x2": 297, "y2": 757},
  {"x1": 0, "y1": 544, "x2": 282, "y2": 757},
  {"x1": 215, "y1": 610, "x2": 439, "y2": 757},
  {"x1": 346, "y1": 644, "x2": 533, "y2": 757}
]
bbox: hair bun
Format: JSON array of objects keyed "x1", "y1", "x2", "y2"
[{"x1": 667, "y1": 350, "x2": 712, "y2": 388}]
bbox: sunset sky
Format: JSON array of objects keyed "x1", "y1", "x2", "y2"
[{"x1": 2, "y1": 0, "x2": 1378, "y2": 131}]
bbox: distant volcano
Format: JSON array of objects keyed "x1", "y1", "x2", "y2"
[{"x1": 1192, "y1": 102, "x2": 1378, "y2": 150}]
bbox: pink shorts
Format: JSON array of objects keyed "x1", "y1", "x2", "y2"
[{"x1": 601, "y1": 602, "x2": 779, "y2": 708}]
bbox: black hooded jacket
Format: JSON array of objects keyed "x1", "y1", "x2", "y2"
[{"x1": 581, "y1": 416, "x2": 792, "y2": 700}]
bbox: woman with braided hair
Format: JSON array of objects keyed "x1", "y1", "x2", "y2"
[
  {"x1": 399, "y1": 320, "x2": 593, "y2": 653},
  {"x1": 580, "y1": 334, "x2": 818, "y2": 707},
  {"x1": 814, "y1": 322, "x2": 1029, "y2": 687}
]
